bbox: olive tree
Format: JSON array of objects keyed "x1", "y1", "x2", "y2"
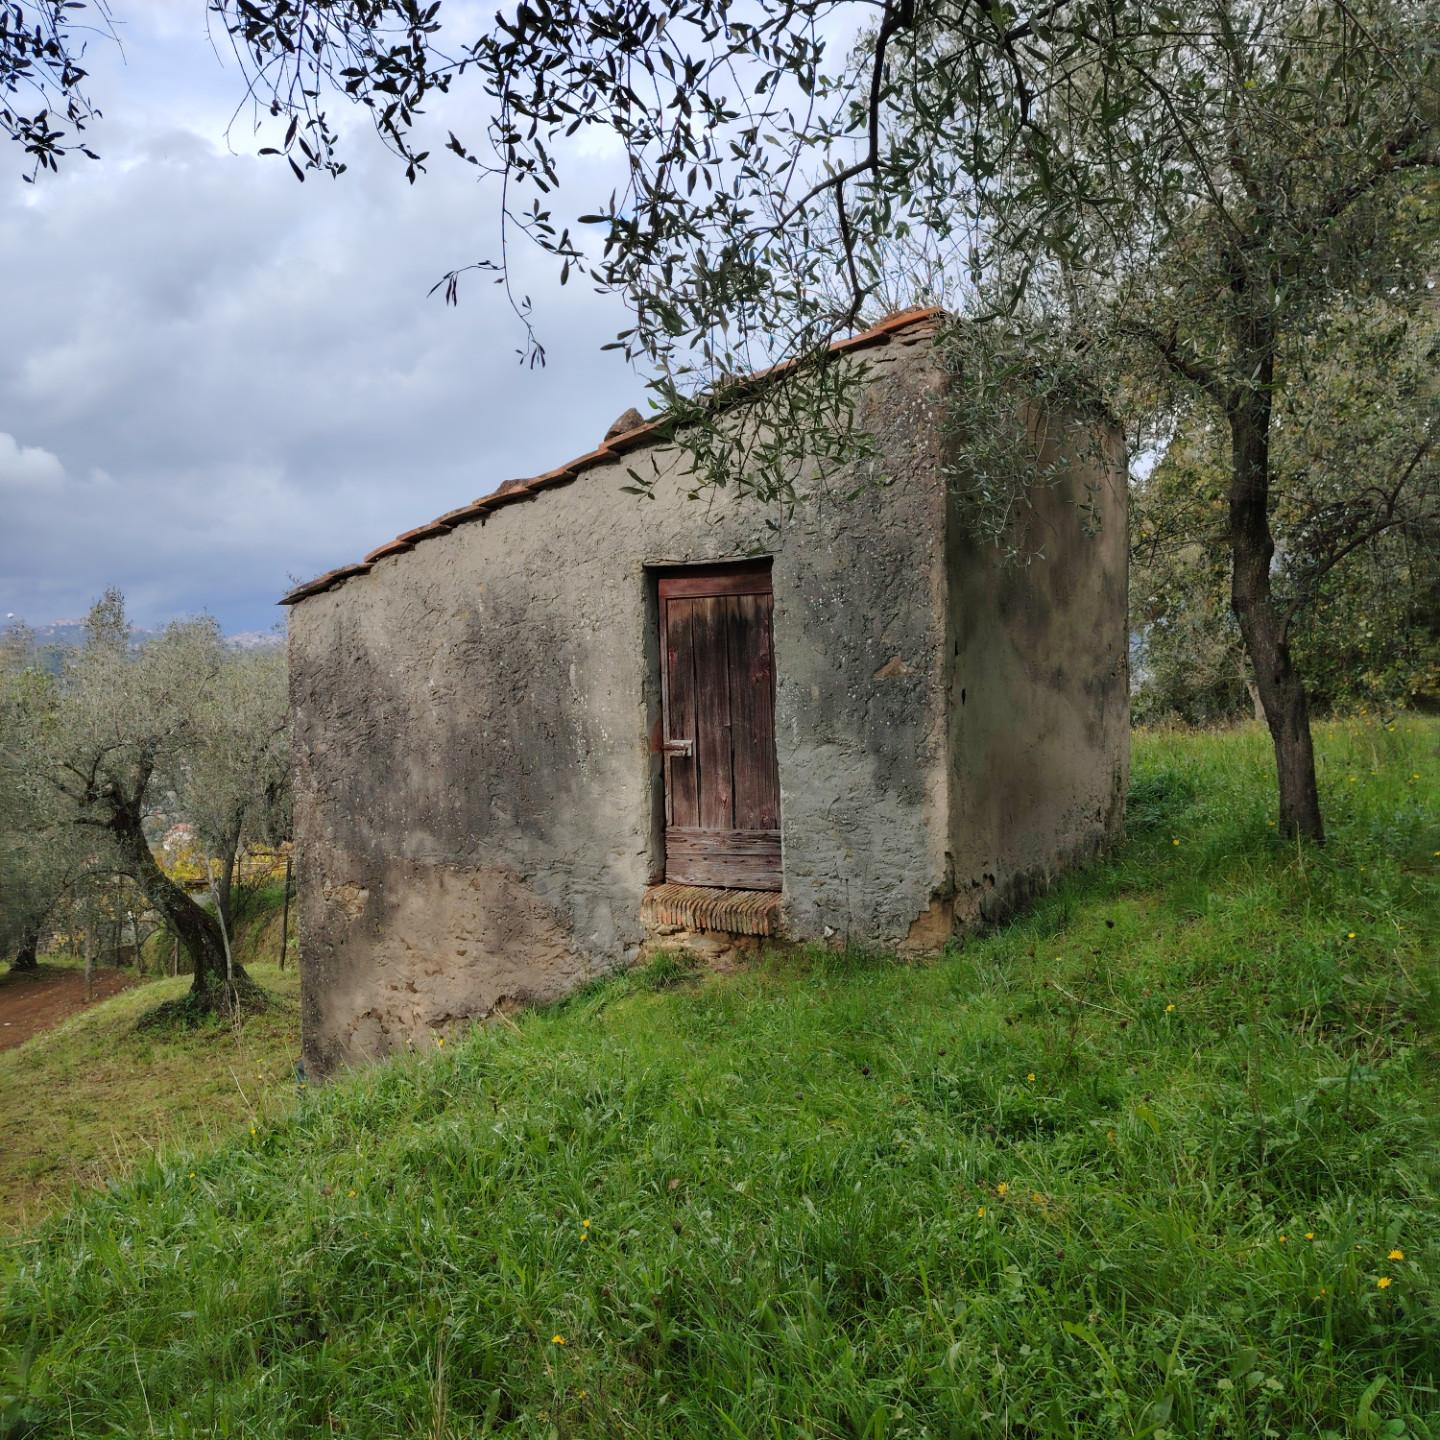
[
  {"x1": 1134, "y1": 294, "x2": 1440, "y2": 723},
  {"x1": 27, "y1": 591, "x2": 275, "y2": 1012},
  {"x1": 0, "y1": 626, "x2": 65, "y2": 969},
  {"x1": 180, "y1": 646, "x2": 291, "y2": 936},
  {"x1": 9, "y1": 0, "x2": 1437, "y2": 839}
]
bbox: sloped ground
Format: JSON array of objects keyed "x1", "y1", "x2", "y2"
[
  {"x1": 0, "y1": 964, "x2": 136, "y2": 1052},
  {"x1": 0, "y1": 902, "x2": 301, "y2": 1228},
  {"x1": 1, "y1": 720, "x2": 1435, "y2": 1438}
]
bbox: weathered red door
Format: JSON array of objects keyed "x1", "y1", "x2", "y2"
[{"x1": 658, "y1": 563, "x2": 782, "y2": 890}]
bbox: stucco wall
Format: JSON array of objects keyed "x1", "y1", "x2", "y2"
[
  {"x1": 290, "y1": 330, "x2": 1129, "y2": 1073},
  {"x1": 290, "y1": 337, "x2": 955, "y2": 1072},
  {"x1": 943, "y1": 406, "x2": 1130, "y2": 927}
]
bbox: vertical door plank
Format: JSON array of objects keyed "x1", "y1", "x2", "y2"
[
  {"x1": 663, "y1": 597, "x2": 699, "y2": 828},
  {"x1": 727, "y1": 592, "x2": 781, "y2": 831},
  {"x1": 692, "y1": 596, "x2": 735, "y2": 831}
]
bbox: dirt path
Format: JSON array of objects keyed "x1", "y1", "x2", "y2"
[{"x1": 0, "y1": 965, "x2": 138, "y2": 1051}]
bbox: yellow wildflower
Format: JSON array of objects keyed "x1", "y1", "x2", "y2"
[
  {"x1": 1031, "y1": 1192, "x2": 1045, "y2": 1205},
  {"x1": 436, "y1": 1035, "x2": 444, "y2": 1047},
  {"x1": 249, "y1": 1126, "x2": 257, "y2": 1137},
  {"x1": 1376, "y1": 1276, "x2": 1392, "y2": 1290},
  {"x1": 1165, "y1": 1003, "x2": 1176, "y2": 1013},
  {"x1": 996, "y1": 1182, "x2": 1009, "y2": 1197},
  {"x1": 1279, "y1": 1234, "x2": 1288, "y2": 1244},
  {"x1": 1304, "y1": 1232, "x2": 1315, "y2": 1241},
  {"x1": 1347, "y1": 932, "x2": 1356, "y2": 940},
  {"x1": 1172, "y1": 838, "x2": 1180, "y2": 846},
  {"x1": 578, "y1": 1390, "x2": 588, "y2": 1401},
  {"x1": 1026, "y1": 1072, "x2": 1036, "y2": 1083},
  {"x1": 347, "y1": 1189, "x2": 357, "y2": 1198},
  {"x1": 582, "y1": 1219, "x2": 591, "y2": 1228},
  {"x1": 1388, "y1": 1248, "x2": 1405, "y2": 1261},
  {"x1": 188, "y1": 1171, "x2": 196, "y2": 1179},
  {"x1": 552, "y1": 1334, "x2": 567, "y2": 1345},
  {"x1": 977, "y1": 1206, "x2": 986, "y2": 1217}
]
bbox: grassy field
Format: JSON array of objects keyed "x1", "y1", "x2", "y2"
[
  {"x1": 1, "y1": 719, "x2": 1436, "y2": 1438},
  {"x1": 0, "y1": 900, "x2": 302, "y2": 1228}
]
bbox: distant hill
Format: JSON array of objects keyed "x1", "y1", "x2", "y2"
[{"x1": 1, "y1": 619, "x2": 283, "y2": 674}]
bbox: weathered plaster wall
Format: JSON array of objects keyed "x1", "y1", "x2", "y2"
[
  {"x1": 943, "y1": 407, "x2": 1130, "y2": 928},
  {"x1": 291, "y1": 337, "x2": 954, "y2": 1071}
]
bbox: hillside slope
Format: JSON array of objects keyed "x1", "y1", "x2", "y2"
[
  {"x1": 2, "y1": 721, "x2": 1437, "y2": 1438},
  {"x1": 0, "y1": 901, "x2": 301, "y2": 1226}
]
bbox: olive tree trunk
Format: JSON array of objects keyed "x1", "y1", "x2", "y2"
[
  {"x1": 10, "y1": 926, "x2": 40, "y2": 972},
  {"x1": 108, "y1": 802, "x2": 259, "y2": 1010},
  {"x1": 1227, "y1": 352, "x2": 1325, "y2": 843}
]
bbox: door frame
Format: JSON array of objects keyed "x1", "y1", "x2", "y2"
[{"x1": 649, "y1": 557, "x2": 781, "y2": 890}]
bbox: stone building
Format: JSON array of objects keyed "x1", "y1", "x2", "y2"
[{"x1": 283, "y1": 307, "x2": 1128, "y2": 1072}]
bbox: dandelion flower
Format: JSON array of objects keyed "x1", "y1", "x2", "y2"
[
  {"x1": 1031, "y1": 1191, "x2": 1045, "y2": 1205},
  {"x1": 579, "y1": 1233, "x2": 588, "y2": 1243},
  {"x1": 1347, "y1": 932, "x2": 1356, "y2": 940},
  {"x1": 249, "y1": 1126, "x2": 257, "y2": 1137},
  {"x1": 996, "y1": 1182, "x2": 1009, "y2": 1197},
  {"x1": 582, "y1": 1219, "x2": 591, "y2": 1228},
  {"x1": 1026, "y1": 1072, "x2": 1036, "y2": 1083},
  {"x1": 1279, "y1": 1234, "x2": 1288, "y2": 1244},
  {"x1": 552, "y1": 1334, "x2": 567, "y2": 1346},
  {"x1": 1388, "y1": 1248, "x2": 1405, "y2": 1261},
  {"x1": 1172, "y1": 838, "x2": 1180, "y2": 847},
  {"x1": 977, "y1": 1206, "x2": 986, "y2": 1218},
  {"x1": 347, "y1": 1189, "x2": 357, "y2": 1198},
  {"x1": 1304, "y1": 1232, "x2": 1315, "y2": 1241},
  {"x1": 436, "y1": 1035, "x2": 444, "y2": 1047},
  {"x1": 188, "y1": 1171, "x2": 196, "y2": 1179},
  {"x1": 1377, "y1": 1276, "x2": 1392, "y2": 1290},
  {"x1": 578, "y1": 1391, "x2": 588, "y2": 1401},
  {"x1": 1165, "y1": 1003, "x2": 1176, "y2": 1013}
]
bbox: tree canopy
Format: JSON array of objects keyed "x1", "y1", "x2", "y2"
[
  {"x1": 7, "y1": 0, "x2": 1438, "y2": 837},
  {"x1": 0, "y1": 593, "x2": 288, "y2": 1006}
]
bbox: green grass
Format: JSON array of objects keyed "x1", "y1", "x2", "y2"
[
  {"x1": 2, "y1": 719, "x2": 1437, "y2": 1438},
  {"x1": 0, "y1": 903, "x2": 301, "y2": 1227}
]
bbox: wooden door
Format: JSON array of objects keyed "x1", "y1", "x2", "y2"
[{"x1": 659, "y1": 563, "x2": 782, "y2": 890}]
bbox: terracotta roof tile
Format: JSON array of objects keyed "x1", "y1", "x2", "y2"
[
  {"x1": 279, "y1": 562, "x2": 372, "y2": 606},
  {"x1": 395, "y1": 520, "x2": 455, "y2": 545},
  {"x1": 603, "y1": 420, "x2": 669, "y2": 456},
  {"x1": 363, "y1": 539, "x2": 415, "y2": 565},
  {"x1": 282, "y1": 307, "x2": 945, "y2": 607},
  {"x1": 484, "y1": 483, "x2": 536, "y2": 511}
]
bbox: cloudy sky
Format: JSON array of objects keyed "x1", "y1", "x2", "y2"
[{"x1": 0, "y1": 0, "x2": 648, "y2": 633}]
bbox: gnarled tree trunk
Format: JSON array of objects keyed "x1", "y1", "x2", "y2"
[
  {"x1": 1228, "y1": 353, "x2": 1324, "y2": 843},
  {"x1": 108, "y1": 801, "x2": 259, "y2": 1010}
]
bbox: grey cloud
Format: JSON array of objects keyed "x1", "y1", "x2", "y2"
[{"x1": 0, "y1": 24, "x2": 643, "y2": 632}]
